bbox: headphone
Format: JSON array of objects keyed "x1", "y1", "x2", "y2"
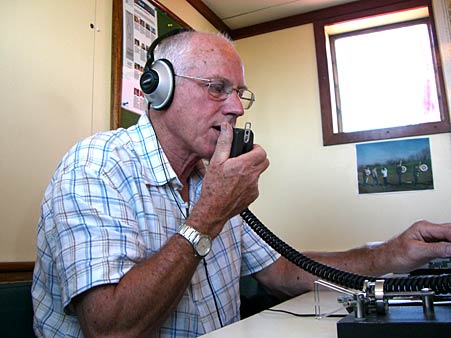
[{"x1": 140, "y1": 28, "x2": 190, "y2": 110}]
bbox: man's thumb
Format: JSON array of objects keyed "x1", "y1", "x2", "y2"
[{"x1": 211, "y1": 122, "x2": 232, "y2": 164}]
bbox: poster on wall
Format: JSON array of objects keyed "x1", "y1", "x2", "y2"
[
  {"x1": 121, "y1": 0, "x2": 158, "y2": 115},
  {"x1": 356, "y1": 138, "x2": 434, "y2": 194}
]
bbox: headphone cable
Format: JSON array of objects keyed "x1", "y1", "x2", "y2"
[
  {"x1": 203, "y1": 259, "x2": 224, "y2": 328},
  {"x1": 148, "y1": 115, "x2": 224, "y2": 328}
]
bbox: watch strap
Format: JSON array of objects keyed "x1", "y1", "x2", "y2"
[{"x1": 177, "y1": 223, "x2": 211, "y2": 257}]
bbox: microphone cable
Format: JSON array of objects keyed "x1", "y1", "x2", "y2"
[{"x1": 240, "y1": 208, "x2": 451, "y2": 295}]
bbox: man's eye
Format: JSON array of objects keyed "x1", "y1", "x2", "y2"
[{"x1": 209, "y1": 83, "x2": 225, "y2": 95}]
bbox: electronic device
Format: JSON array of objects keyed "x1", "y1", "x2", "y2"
[
  {"x1": 333, "y1": 258, "x2": 451, "y2": 337},
  {"x1": 230, "y1": 122, "x2": 253, "y2": 158},
  {"x1": 177, "y1": 223, "x2": 211, "y2": 258},
  {"x1": 140, "y1": 28, "x2": 190, "y2": 110},
  {"x1": 330, "y1": 279, "x2": 451, "y2": 338}
]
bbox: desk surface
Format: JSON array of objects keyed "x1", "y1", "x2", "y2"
[{"x1": 200, "y1": 291, "x2": 347, "y2": 338}]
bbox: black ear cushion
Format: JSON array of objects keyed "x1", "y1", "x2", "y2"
[
  {"x1": 140, "y1": 67, "x2": 159, "y2": 94},
  {"x1": 140, "y1": 59, "x2": 175, "y2": 110}
]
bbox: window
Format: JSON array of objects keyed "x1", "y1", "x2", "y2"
[{"x1": 314, "y1": 0, "x2": 450, "y2": 145}]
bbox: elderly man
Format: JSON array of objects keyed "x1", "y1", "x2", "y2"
[{"x1": 32, "y1": 30, "x2": 451, "y2": 338}]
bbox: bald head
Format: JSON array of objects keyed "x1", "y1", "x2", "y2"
[{"x1": 154, "y1": 31, "x2": 243, "y2": 76}]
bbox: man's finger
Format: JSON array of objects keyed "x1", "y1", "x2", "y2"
[{"x1": 210, "y1": 122, "x2": 233, "y2": 165}]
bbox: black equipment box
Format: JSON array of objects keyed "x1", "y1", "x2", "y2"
[{"x1": 337, "y1": 304, "x2": 451, "y2": 338}]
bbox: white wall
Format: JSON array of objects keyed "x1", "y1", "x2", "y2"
[{"x1": 0, "y1": 0, "x2": 112, "y2": 261}]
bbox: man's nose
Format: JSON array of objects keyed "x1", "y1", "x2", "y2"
[{"x1": 226, "y1": 90, "x2": 245, "y2": 117}]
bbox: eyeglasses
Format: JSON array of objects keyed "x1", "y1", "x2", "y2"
[{"x1": 175, "y1": 74, "x2": 255, "y2": 109}]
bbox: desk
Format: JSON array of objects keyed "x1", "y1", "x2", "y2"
[{"x1": 200, "y1": 291, "x2": 346, "y2": 338}]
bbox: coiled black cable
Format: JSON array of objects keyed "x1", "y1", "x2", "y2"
[{"x1": 241, "y1": 208, "x2": 451, "y2": 294}]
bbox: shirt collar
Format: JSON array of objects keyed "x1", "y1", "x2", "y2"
[
  {"x1": 127, "y1": 113, "x2": 180, "y2": 188},
  {"x1": 127, "y1": 113, "x2": 206, "y2": 190}
]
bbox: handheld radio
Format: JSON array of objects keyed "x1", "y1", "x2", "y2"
[{"x1": 230, "y1": 122, "x2": 253, "y2": 158}]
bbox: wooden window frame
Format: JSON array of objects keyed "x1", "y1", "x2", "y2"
[{"x1": 314, "y1": 0, "x2": 450, "y2": 145}]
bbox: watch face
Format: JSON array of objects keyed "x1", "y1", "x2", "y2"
[{"x1": 196, "y1": 236, "x2": 211, "y2": 257}]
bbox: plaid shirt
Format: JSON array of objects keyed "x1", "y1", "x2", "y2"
[{"x1": 32, "y1": 114, "x2": 279, "y2": 337}]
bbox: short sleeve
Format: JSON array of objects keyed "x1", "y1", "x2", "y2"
[
  {"x1": 50, "y1": 165, "x2": 145, "y2": 311},
  {"x1": 239, "y1": 221, "x2": 280, "y2": 276}
]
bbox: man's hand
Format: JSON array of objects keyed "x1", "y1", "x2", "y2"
[
  {"x1": 383, "y1": 220, "x2": 451, "y2": 273},
  {"x1": 188, "y1": 122, "x2": 270, "y2": 238}
]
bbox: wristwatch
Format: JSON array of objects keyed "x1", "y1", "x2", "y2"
[{"x1": 177, "y1": 223, "x2": 212, "y2": 258}]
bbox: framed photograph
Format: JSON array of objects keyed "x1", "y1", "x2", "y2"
[{"x1": 356, "y1": 138, "x2": 434, "y2": 194}]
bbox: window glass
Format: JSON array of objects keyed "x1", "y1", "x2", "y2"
[{"x1": 332, "y1": 22, "x2": 440, "y2": 132}]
